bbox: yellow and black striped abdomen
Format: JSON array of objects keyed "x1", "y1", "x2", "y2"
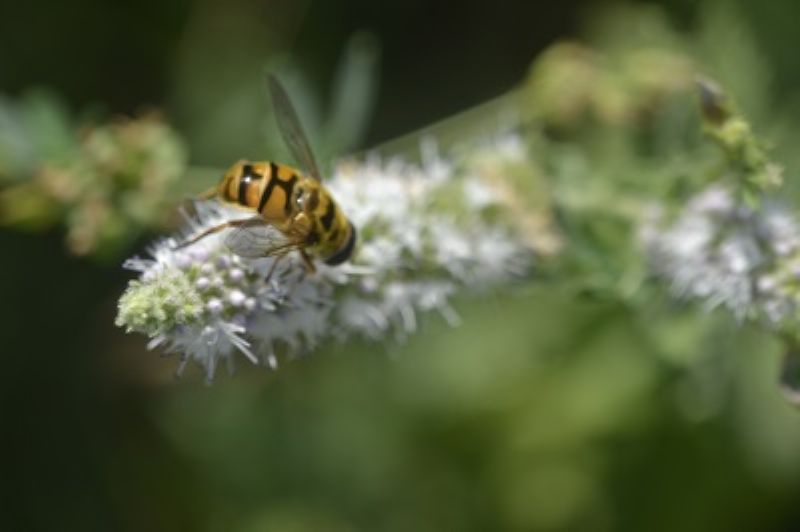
[{"x1": 219, "y1": 160, "x2": 304, "y2": 223}]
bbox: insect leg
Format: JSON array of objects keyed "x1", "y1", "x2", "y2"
[
  {"x1": 257, "y1": 240, "x2": 306, "y2": 281},
  {"x1": 299, "y1": 250, "x2": 317, "y2": 274},
  {"x1": 196, "y1": 186, "x2": 219, "y2": 200},
  {"x1": 264, "y1": 253, "x2": 286, "y2": 283},
  {"x1": 173, "y1": 218, "x2": 253, "y2": 249}
]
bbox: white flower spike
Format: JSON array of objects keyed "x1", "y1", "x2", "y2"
[
  {"x1": 116, "y1": 140, "x2": 535, "y2": 381},
  {"x1": 642, "y1": 184, "x2": 800, "y2": 330}
]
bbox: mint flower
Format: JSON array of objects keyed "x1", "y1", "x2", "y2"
[
  {"x1": 116, "y1": 138, "x2": 537, "y2": 381},
  {"x1": 642, "y1": 185, "x2": 800, "y2": 330}
]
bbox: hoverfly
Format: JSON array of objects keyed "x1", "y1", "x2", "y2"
[{"x1": 178, "y1": 75, "x2": 357, "y2": 273}]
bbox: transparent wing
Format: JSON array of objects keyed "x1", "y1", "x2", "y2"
[
  {"x1": 223, "y1": 217, "x2": 304, "y2": 258},
  {"x1": 266, "y1": 73, "x2": 323, "y2": 181}
]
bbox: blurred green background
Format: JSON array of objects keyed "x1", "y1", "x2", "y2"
[{"x1": 3, "y1": 0, "x2": 800, "y2": 530}]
